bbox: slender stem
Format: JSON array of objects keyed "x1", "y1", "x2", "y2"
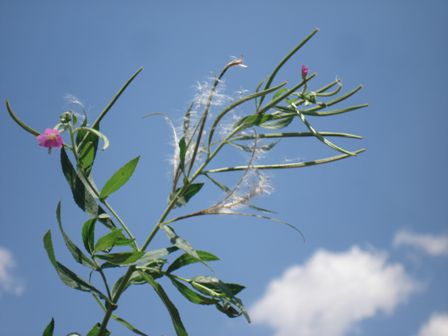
[
  {"x1": 97, "y1": 265, "x2": 112, "y2": 299},
  {"x1": 103, "y1": 200, "x2": 137, "y2": 249},
  {"x1": 204, "y1": 148, "x2": 366, "y2": 173},
  {"x1": 231, "y1": 131, "x2": 363, "y2": 141},
  {"x1": 68, "y1": 126, "x2": 80, "y2": 163},
  {"x1": 98, "y1": 266, "x2": 136, "y2": 336},
  {"x1": 257, "y1": 28, "x2": 319, "y2": 108}
]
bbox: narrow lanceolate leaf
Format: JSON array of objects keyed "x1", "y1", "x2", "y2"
[
  {"x1": 76, "y1": 125, "x2": 100, "y2": 176},
  {"x1": 130, "y1": 246, "x2": 178, "y2": 266},
  {"x1": 110, "y1": 314, "x2": 149, "y2": 336},
  {"x1": 169, "y1": 276, "x2": 217, "y2": 305},
  {"x1": 86, "y1": 323, "x2": 110, "y2": 336},
  {"x1": 76, "y1": 127, "x2": 109, "y2": 151},
  {"x1": 234, "y1": 114, "x2": 274, "y2": 130},
  {"x1": 292, "y1": 103, "x2": 356, "y2": 156},
  {"x1": 94, "y1": 228, "x2": 134, "y2": 252},
  {"x1": 167, "y1": 250, "x2": 219, "y2": 273},
  {"x1": 42, "y1": 318, "x2": 55, "y2": 336},
  {"x1": 100, "y1": 156, "x2": 140, "y2": 200},
  {"x1": 163, "y1": 225, "x2": 199, "y2": 260},
  {"x1": 60, "y1": 148, "x2": 115, "y2": 228},
  {"x1": 139, "y1": 271, "x2": 188, "y2": 336},
  {"x1": 203, "y1": 173, "x2": 231, "y2": 193},
  {"x1": 95, "y1": 251, "x2": 145, "y2": 265},
  {"x1": 43, "y1": 231, "x2": 107, "y2": 300},
  {"x1": 56, "y1": 202, "x2": 96, "y2": 269},
  {"x1": 191, "y1": 276, "x2": 245, "y2": 297},
  {"x1": 259, "y1": 115, "x2": 294, "y2": 129},
  {"x1": 82, "y1": 218, "x2": 97, "y2": 255},
  {"x1": 172, "y1": 183, "x2": 204, "y2": 208}
]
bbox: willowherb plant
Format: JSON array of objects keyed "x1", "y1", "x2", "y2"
[{"x1": 5, "y1": 29, "x2": 367, "y2": 336}]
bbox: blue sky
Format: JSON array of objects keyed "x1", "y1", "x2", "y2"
[{"x1": 1, "y1": 1, "x2": 447, "y2": 335}]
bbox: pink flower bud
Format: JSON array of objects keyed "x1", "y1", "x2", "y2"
[
  {"x1": 36, "y1": 128, "x2": 64, "y2": 149},
  {"x1": 301, "y1": 65, "x2": 309, "y2": 79}
]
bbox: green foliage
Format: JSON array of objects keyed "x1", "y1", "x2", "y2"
[
  {"x1": 6, "y1": 29, "x2": 367, "y2": 336},
  {"x1": 60, "y1": 148, "x2": 115, "y2": 228},
  {"x1": 99, "y1": 156, "x2": 140, "y2": 200},
  {"x1": 171, "y1": 183, "x2": 204, "y2": 208},
  {"x1": 94, "y1": 228, "x2": 134, "y2": 253},
  {"x1": 87, "y1": 323, "x2": 110, "y2": 336},
  {"x1": 43, "y1": 231, "x2": 107, "y2": 300},
  {"x1": 42, "y1": 318, "x2": 55, "y2": 336},
  {"x1": 139, "y1": 272, "x2": 188, "y2": 336}
]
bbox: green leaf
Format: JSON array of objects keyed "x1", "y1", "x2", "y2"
[
  {"x1": 139, "y1": 271, "x2": 188, "y2": 336},
  {"x1": 87, "y1": 323, "x2": 110, "y2": 336},
  {"x1": 96, "y1": 251, "x2": 145, "y2": 265},
  {"x1": 259, "y1": 115, "x2": 294, "y2": 129},
  {"x1": 60, "y1": 148, "x2": 115, "y2": 228},
  {"x1": 100, "y1": 156, "x2": 140, "y2": 200},
  {"x1": 76, "y1": 125, "x2": 100, "y2": 175},
  {"x1": 82, "y1": 218, "x2": 97, "y2": 255},
  {"x1": 163, "y1": 225, "x2": 199, "y2": 260},
  {"x1": 42, "y1": 318, "x2": 55, "y2": 336},
  {"x1": 56, "y1": 202, "x2": 96, "y2": 269},
  {"x1": 172, "y1": 183, "x2": 204, "y2": 208},
  {"x1": 272, "y1": 88, "x2": 288, "y2": 100},
  {"x1": 76, "y1": 127, "x2": 109, "y2": 151},
  {"x1": 167, "y1": 250, "x2": 219, "y2": 274},
  {"x1": 110, "y1": 314, "x2": 149, "y2": 336},
  {"x1": 191, "y1": 276, "x2": 245, "y2": 297},
  {"x1": 203, "y1": 173, "x2": 231, "y2": 193},
  {"x1": 215, "y1": 302, "x2": 243, "y2": 319},
  {"x1": 169, "y1": 276, "x2": 217, "y2": 305},
  {"x1": 131, "y1": 246, "x2": 178, "y2": 267},
  {"x1": 94, "y1": 228, "x2": 134, "y2": 252},
  {"x1": 43, "y1": 230, "x2": 107, "y2": 300},
  {"x1": 234, "y1": 114, "x2": 274, "y2": 130}
]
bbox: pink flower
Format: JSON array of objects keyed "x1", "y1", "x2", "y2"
[
  {"x1": 36, "y1": 128, "x2": 64, "y2": 149},
  {"x1": 301, "y1": 64, "x2": 309, "y2": 79}
]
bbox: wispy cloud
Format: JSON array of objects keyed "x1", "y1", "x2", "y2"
[
  {"x1": 393, "y1": 230, "x2": 448, "y2": 256},
  {"x1": 0, "y1": 247, "x2": 24, "y2": 296},
  {"x1": 251, "y1": 246, "x2": 419, "y2": 336},
  {"x1": 418, "y1": 312, "x2": 448, "y2": 336}
]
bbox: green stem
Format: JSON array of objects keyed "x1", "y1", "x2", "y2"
[
  {"x1": 98, "y1": 266, "x2": 136, "y2": 336},
  {"x1": 97, "y1": 264, "x2": 112, "y2": 300},
  {"x1": 204, "y1": 148, "x2": 366, "y2": 173},
  {"x1": 103, "y1": 200, "x2": 137, "y2": 249}
]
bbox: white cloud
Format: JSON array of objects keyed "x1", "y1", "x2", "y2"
[
  {"x1": 393, "y1": 230, "x2": 448, "y2": 256},
  {"x1": 0, "y1": 247, "x2": 24, "y2": 296},
  {"x1": 418, "y1": 312, "x2": 448, "y2": 336},
  {"x1": 251, "y1": 246, "x2": 418, "y2": 336}
]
